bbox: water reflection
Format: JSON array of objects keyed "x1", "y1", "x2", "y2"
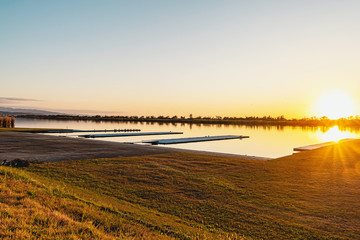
[{"x1": 317, "y1": 126, "x2": 356, "y2": 142}]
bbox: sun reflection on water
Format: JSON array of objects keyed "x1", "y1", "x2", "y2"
[{"x1": 318, "y1": 126, "x2": 353, "y2": 142}]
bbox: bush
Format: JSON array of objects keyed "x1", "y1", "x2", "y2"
[{"x1": 9, "y1": 158, "x2": 30, "y2": 168}]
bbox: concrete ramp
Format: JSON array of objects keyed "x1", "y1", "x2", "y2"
[{"x1": 294, "y1": 138, "x2": 356, "y2": 151}]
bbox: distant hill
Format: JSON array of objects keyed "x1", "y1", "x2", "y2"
[{"x1": 0, "y1": 107, "x2": 62, "y2": 116}]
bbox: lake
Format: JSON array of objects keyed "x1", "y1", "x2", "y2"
[{"x1": 15, "y1": 118, "x2": 360, "y2": 158}]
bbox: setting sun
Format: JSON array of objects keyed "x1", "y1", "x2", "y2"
[{"x1": 313, "y1": 91, "x2": 355, "y2": 120}]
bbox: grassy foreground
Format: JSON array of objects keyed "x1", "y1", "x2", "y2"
[{"x1": 1, "y1": 140, "x2": 360, "y2": 239}]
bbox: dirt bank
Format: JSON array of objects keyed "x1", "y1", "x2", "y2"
[
  {"x1": 0, "y1": 132, "x2": 178, "y2": 162},
  {"x1": 0, "y1": 131, "x2": 268, "y2": 162}
]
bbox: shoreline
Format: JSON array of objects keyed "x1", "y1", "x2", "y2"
[
  {"x1": 16, "y1": 115, "x2": 360, "y2": 130},
  {"x1": 144, "y1": 145, "x2": 273, "y2": 160},
  {"x1": 63, "y1": 134, "x2": 274, "y2": 161},
  {"x1": 0, "y1": 131, "x2": 271, "y2": 162}
]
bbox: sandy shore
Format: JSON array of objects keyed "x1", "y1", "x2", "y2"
[{"x1": 0, "y1": 132, "x2": 270, "y2": 162}]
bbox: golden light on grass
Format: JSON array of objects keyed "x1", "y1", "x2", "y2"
[{"x1": 313, "y1": 91, "x2": 355, "y2": 120}]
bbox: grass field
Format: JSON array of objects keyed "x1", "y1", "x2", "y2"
[{"x1": 1, "y1": 139, "x2": 360, "y2": 239}]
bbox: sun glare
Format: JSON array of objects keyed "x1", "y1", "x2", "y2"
[
  {"x1": 318, "y1": 126, "x2": 353, "y2": 142},
  {"x1": 314, "y1": 91, "x2": 355, "y2": 120}
]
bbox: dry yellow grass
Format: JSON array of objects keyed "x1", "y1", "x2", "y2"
[
  {"x1": 0, "y1": 165, "x2": 244, "y2": 239},
  {"x1": 0, "y1": 167, "x2": 182, "y2": 239}
]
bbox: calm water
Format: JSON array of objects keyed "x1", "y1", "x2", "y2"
[{"x1": 15, "y1": 118, "x2": 360, "y2": 158}]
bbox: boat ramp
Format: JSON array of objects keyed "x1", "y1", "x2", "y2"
[{"x1": 293, "y1": 138, "x2": 356, "y2": 151}]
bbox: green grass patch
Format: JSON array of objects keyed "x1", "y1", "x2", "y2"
[
  {"x1": 24, "y1": 140, "x2": 360, "y2": 239},
  {"x1": 2, "y1": 139, "x2": 360, "y2": 239}
]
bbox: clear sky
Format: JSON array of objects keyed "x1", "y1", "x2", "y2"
[{"x1": 1, "y1": 0, "x2": 359, "y2": 118}]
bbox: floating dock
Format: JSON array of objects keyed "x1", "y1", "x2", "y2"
[
  {"x1": 143, "y1": 135, "x2": 249, "y2": 145},
  {"x1": 79, "y1": 131, "x2": 183, "y2": 138},
  {"x1": 47, "y1": 129, "x2": 141, "y2": 133},
  {"x1": 294, "y1": 138, "x2": 356, "y2": 151}
]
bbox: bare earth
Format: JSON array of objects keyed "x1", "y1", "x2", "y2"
[
  {"x1": 0, "y1": 132, "x2": 269, "y2": 162},
  {"x1": 0, "y1": 132, "x2": 178, "y2": 162}
]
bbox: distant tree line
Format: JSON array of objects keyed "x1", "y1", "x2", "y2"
[
  {"x1": 17, "y1": 114, "x2": 360, "y2": 128},
  {"x1": 0, "y1": 116, "x2": 15, "y2": 128}
]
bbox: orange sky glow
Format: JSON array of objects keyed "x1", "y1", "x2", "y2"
[{"x1": 1, "y1": 1, "x2": 359, "y2": 118}]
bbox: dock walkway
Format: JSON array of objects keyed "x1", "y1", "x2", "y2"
[
  {"x1": 143, "y1": 135, "x2": 249, "y2": 145},
  {"x1": 47, "y1": 129, "x2": 141, "y2": 133},
  {"x1": 79, "y1": 131, "x2": 183, "y2": 138}
]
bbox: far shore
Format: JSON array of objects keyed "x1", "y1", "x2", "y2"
[{"x1": 17, "y1": 114, "x2": 360, "y2": 130}]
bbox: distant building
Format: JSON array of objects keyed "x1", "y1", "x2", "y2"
[{"x1": 0, "y1": 116, "x2": 15, "y2": 128}]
